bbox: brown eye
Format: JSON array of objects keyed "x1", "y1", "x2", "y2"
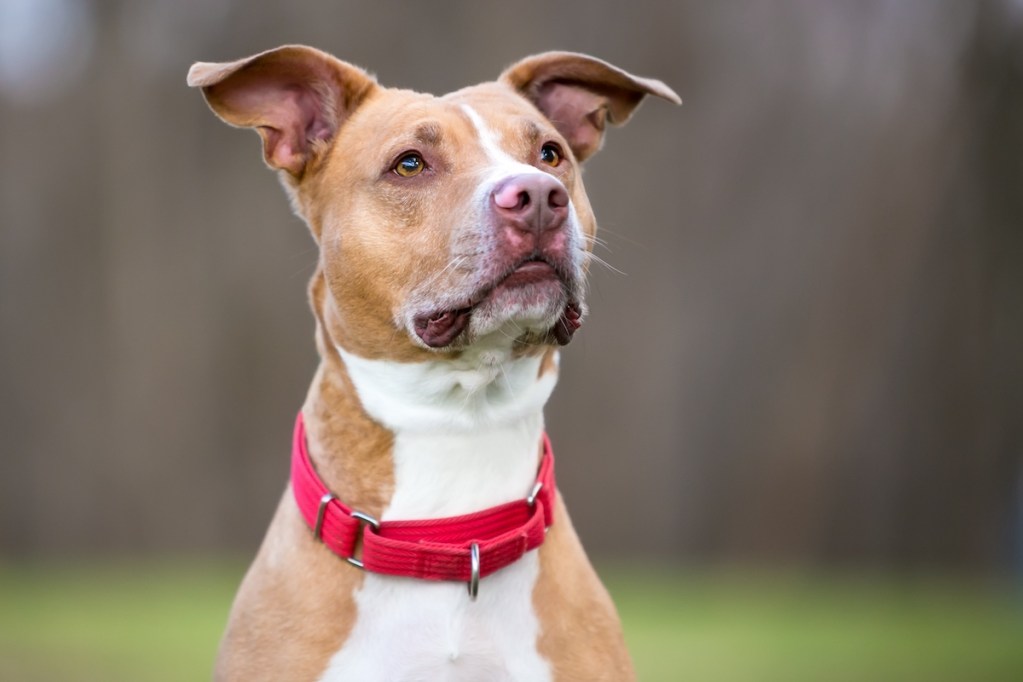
[
  {"x1": 394, "y1": 153, "x2": 425, "y2": 177},
  {"x1": 539, "y1": 143, "x2": 562, "y2": 167}
]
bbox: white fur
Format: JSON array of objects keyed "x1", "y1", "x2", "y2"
[
  {"x1": 461, "y1": 104, "x2": 546, "y2": 182},
  {"x1": 318, "y1": 342, "x2": 557, "y2": 682}
]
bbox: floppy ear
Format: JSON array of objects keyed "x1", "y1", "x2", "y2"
[
  {"x1": 187, "y1": 45, "x2": 377, "y2": 176},
  {"x1": 500, "y1": 52, "x2": 680, "y2": 162}
]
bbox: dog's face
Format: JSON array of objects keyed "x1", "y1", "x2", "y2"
[
  {"x1": 188, "y1": 46, "x2": 679, "y2": 361},
  {"x1": 309, "y1": 84, "x2": 595, "y2": 359}
]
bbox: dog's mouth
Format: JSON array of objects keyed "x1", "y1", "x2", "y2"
[{"x1": 412, "y1": 257, "x2": 582, "y2": 349}]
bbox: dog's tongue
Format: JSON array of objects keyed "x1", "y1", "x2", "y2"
[{"x1": 414, "y1": 308, "x2": 471, "y2": 348}]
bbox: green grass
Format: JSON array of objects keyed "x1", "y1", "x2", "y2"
[
  {"x1": 604, "y1": 567, "x2": 1023, "y2": 681},
  {"x1": 1, "y1": 559, "x2": 1021, "y2": 681},
  {"x1": 0, "y1": 559, "x2": 239, "y2": 682}
]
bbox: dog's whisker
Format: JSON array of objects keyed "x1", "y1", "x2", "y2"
[
  {"x1": 590, "y1": 225, "x2": 649, "y2": 250},
  {"x1": 435, "y1": 254, "x2": 468, "y2": 279},
  {"x1": 582, "y1": 251, "x2": 628, "y2": 276},
  {"x1": 581, "y1": 233, "x2": 611, "y2": 250}
]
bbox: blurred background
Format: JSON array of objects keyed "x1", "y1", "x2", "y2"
[{"x1": 1, "y1": 0, "x2": 1022, "y2": 680}]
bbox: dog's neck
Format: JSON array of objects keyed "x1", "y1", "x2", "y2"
[{"x1": 301, "y1": 294, "x2": 559, "y2": 523}]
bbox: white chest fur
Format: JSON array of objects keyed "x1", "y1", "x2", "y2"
[{"x1": 317, "y1": 343, "x2": 557, "y2": 682}]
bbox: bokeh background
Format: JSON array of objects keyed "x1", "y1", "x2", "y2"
[{"x1": 1, "y1": 1, "x2": 1022, "y2": 680}]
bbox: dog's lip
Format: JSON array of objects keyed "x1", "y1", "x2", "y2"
[
  {"x1": 412, "y1": 256, "x2": 574, "y2": 348},
  {"x1": 492, "y1": 258, "x2": 559, "y2": 289},
  {"x1": 413, "y1": 307, "x2": 473, "y2": 348},
  {"x1": 551, "y1": 301, "x2": 583, "y2": 345}
]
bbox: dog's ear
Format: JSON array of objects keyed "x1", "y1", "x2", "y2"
[
  {"x1": 500, "y1": 52, "x2": 680, "y2": 162},
  {"x1": 187, "y1": 45, "x2": 377, "y2": 176}
]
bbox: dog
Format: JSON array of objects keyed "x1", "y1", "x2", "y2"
[{"x1": 188, "y1": 44, "x2": 678, "y2": 681}]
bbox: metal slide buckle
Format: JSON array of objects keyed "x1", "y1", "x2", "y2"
[
  {"x1": 527, "y1": 482, "x2": 551, "y2": 534},
  {"x1": 467, "y1": 543, "x2": 481, "y2": 601},
  {"x1": 346, "y1": 511, "x2": 381, "y2": 570},
  {"x1": 314, "y1": 493, "x2": 338, "y2": 541},
  {"x1": 526, "y1": 481, "x2": 543, "y2": 507}
]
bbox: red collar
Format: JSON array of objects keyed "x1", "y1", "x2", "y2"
[{"x1": 290, "y1": 412, "x2": 556, "y2": 597}]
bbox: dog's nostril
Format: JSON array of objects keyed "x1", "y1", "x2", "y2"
[
  {"x1": 494, "y1": 182, "x2": 527, "y2": 211},
  {"x1": 548, "y1": 187, "x2": 568, "y2": 209}
]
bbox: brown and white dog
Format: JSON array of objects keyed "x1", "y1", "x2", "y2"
[{"x1": 187, "y1": 45, "x2": 678, "y2": 682}]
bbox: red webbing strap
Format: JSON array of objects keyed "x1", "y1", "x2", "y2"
[{"x1": 290, "y1": 413, "x2": 556, "y2": 582}]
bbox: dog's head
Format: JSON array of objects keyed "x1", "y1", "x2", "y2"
[{"x1": 188, "y1": 46, "x2": 678, "y2": 362}]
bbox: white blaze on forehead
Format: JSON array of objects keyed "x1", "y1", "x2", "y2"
[{"x1": 460, "y1": 104, "x2": 549, "y2": 180}]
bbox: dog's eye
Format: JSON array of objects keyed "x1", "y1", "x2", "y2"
[
  {"x1": 394, "y1": 153, "x2": 426, "y2": 177},
  {"x1": 539, "y1": 143, "x2": 562, "y2": 167}
]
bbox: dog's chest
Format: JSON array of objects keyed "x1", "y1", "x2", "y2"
[
  {"x1": 317, "y1": 556, "x2": 549, "y2": 682},
  {"x1": 316, "y1": 350, "x2": 557, "y2": 681}
]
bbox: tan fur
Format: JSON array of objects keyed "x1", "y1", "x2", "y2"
[
  {"x1": 192, "y1": 46, "x2": 677, "y2": 681},
  {"x1": 538, "y1": 347, "x2": 559, "y2": 378},
  {"x1": 215, "y1": 352, "x2": 395, "y2": 679},
  {"x1": 534, "y1": 496, "x2": 635, "y2": 681}
]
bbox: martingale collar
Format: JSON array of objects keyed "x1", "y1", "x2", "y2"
[{"x1": 290, "y1": 412, "x2": 556, "y2": 599}]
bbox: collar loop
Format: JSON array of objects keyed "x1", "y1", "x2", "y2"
[{"x1": 290, "y1": 412, "x2": 557, "y2": 589}]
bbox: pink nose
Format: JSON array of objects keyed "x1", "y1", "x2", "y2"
[{"x1": 491, "y1": 173, "x2": 569, "y2": 235}]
